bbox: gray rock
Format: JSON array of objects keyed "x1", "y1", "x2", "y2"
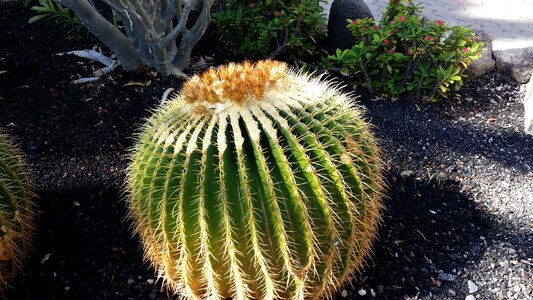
[
  {"x1": 327, "y1": 0, "x2": 373, "y2": 51},
  {"x1": 401, "y1": 169, "x2": 415, "y2": 178},
  {"x1": 438, "y1": 272, "x2": 457, "y2": 282},
  {"x1": 524, "y1": 75, "x2": 533, "y2": 135},
  {"x1": 493, "y1": 47, "x2": 533, "y2": 83},
  {"x1": 467, "y1": 32, "x2": 495, "y2": 80},
  {"x1": 468, "y1": 280, "x2": 479, "y2": 293}
]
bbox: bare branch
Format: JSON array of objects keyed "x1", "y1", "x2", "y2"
[
  {"x1": 57, "y1": 49, "x2": 115, "y2": 66},
  {"x1": 162, "y1": 0, "x2": 180, "y2": 24},
  {"x1": 55, "y1": 0, "x2": 211, "y2": 76},
  {"x1": 56, "y1": 0, "x2": 142, "y2": 71},
  {"x1": 159, "y1": 2, "x2": 192, "y2": 48},
  {"x1": 159, "y1": 0, "x2": 170, "y2": 21},
  {"x1": 173, "y1": 0, "x2": 213, "y2": 69},
  {"x1": 128, "y1": 0, "x2": 158, "y2": 38},
  {"x1": 73, "y1": 77, "x2": 100, "y2": 84},
  {"x1": 188, "y1": 0, "x2": 211, "y2": 36},
  {"x1": 71, "y1": 57, "x2": 120, "y2": 84}
]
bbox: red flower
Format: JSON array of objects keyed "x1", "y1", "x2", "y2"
[
  {"x1": 384, "y1": 39, "x2": 390, "y2": 45},
  {"x1": 388, "y1": 49, "x2": 394, "y2": 54},
  {"x1": 423, "y1": 35, "x2": 430, "y2": 41},
  {"x1": 389, "y1": 30, "x2": 395, "y2": 35},
  {"x1": 352, "y1": 19, "x2": 359, "y2": 25},
  {"x1": 407, "y1": 49, "x2": 413, "y2": 55},
  {"x1": 463, "y1": 47, "x2": 469, "y2": 53},
  {"x1": 249, "y1": 3, "x2": 255, "y2": 9},
  {"x1": 399, "y1": 16, "x2": 406, "y2": 21},
  {"x1": 274, "y1": 11, "x2": 282, "y2": 17},
  {"x1": 469, "y1": 37, "x2": 476, "y2": 42},
  {"x1": 373, "y1": 25, "x2": 379, "y2": 30},
  {"x1": 390, "y1": 20, "x2": 395, "y2": 24},
  {"x1": 435, "y1": 19, "x2": 443, "y2": 26}
]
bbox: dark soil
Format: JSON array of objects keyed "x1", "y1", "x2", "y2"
[{"x1": 1, "y1": 3, "x2": 532, "y2": 300}]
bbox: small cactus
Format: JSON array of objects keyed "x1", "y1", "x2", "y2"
[
  {"x1": 0, "y1": 132, "x2": 33, "y2": 290},
  {"x1": 127, "y1": 60, "x2": 384, "y2": 299}
]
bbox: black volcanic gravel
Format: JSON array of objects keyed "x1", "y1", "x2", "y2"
[{"x1": 1, "y1": 3, "x2": 532, "y2": 300}]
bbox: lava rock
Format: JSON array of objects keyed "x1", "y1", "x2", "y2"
[
  {"x1": 493, "y1": 47, "x2": 533, "y2": 83},
  {"x1": 12, "y1": 60, "x2": 38, "y2": 75},
  {"x1": 467, "y1": 32, "x2": 495, "y2": 80},
  {"x1": 327, "y1": 0, "x2": 373, "y2": 51}
]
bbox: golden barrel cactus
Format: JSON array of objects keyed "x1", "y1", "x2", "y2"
[
  {"x1": 0, "y1": 132, "x2": 33, "y2": 290},
  {"x1": 127, "y1": 60, "x2": 384, "y2": 299}
]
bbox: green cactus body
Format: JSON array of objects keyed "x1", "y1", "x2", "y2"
[
  {"x1": 127, "y1": 60, "x2": 384, "y2": 299},
  {"x1": 0, "y1": 132, "x2": 33, "y2": 289}
]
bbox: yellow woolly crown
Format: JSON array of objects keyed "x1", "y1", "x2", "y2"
[{"x1": 182, "y1": 60, "x2": 288, "y2": 106}]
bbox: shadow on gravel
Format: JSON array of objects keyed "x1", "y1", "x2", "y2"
[
  {"x1": 366, "y1": 101, "x2": 533, "y2": 174},
  {"x1": 4, "y1": 188, "x2": 154, "y2": 300},
  {"x1": 3, "y1": 176, "x2": 530, "y2": 300},
  {"x1": 335, "y1": 171, "x2": 496, "y2": 299}
]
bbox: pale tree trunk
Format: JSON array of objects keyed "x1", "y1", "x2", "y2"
[{"x1": 55, "y1": 0, "x2": 215, "y2": 77}]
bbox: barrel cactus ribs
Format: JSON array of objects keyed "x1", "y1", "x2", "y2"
[
  {"x1": 0, "y1": 132, "x2": 33, "y2": 290},
  {"x1": 126, "y1": 60, "x2": 385, "y2": 299}
]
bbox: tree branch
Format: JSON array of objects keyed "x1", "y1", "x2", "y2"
[
  {"x1": 109, "y1": 6, "x2": 153, "y2": 65},
  {"x1": 173, "y1": 0, "x2": 212, "y2": 69},
  {"x1": 162, "y1": 0, "x2": 180, "y2": 24},
  {"x1": 159, "y1": 2, "x2": 192, "y2": 48},
  {"x1": 58, "y1": 49, "x2": 115, "y2": 66},
  {"x1": 189, "y1": 0, "x2": 211, "y2": 36},
  {"x1": 56, "y1": 0, "x2": 143, "y2": 71},
  {"x1": 128, "y1": 0, "x2": 155, "y2": 33}
]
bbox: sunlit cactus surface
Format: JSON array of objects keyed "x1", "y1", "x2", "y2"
[
  {"x1": 127, "y1": 60, "x2": 384, "y2": 299},
  {"x1": 0, "y1": 132, "x2": 33, "y2": 290}
]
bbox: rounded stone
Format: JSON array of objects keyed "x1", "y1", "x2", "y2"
[
  {"x1": 467, "y1": 32, "x2": 495, "y2": 80},
  {"x1": 493, "y1": 47, "x2": 533, "y2": 84},
  {"x1": 327, "y1": 0, "x2": 374, "y2": 51}
]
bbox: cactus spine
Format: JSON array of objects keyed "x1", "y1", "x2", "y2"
[
  {"x1": 0, "y1": 132, "x2": 33, "y2": 290},
  {"x1": 127, "y1": 60, "x2": 384, "y2": 299}
]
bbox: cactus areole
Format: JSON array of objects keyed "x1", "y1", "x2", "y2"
[{"x1": 127, "y1": 60, "x2": 384, "y2": 299}]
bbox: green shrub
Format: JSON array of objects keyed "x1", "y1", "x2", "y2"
[
  {"x1": 327, "y1": 0, "x2": 484, "y2": 102},
  {"x1": 215, "y1": 0, "x2": 327, "y2": 59},
  {"x1": 27, "y1": 0, "x2": 83, "y2": 32},
  {"x1": 126, "y1": 60, "x2": 384, "y2": 299},
  {"x1": 0, "y1": 132, "x2": 33, "y2": 290}
]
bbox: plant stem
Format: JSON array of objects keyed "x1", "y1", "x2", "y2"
[{"x1": 359, "y1": 59, "x2": 374, "y2": 94}]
